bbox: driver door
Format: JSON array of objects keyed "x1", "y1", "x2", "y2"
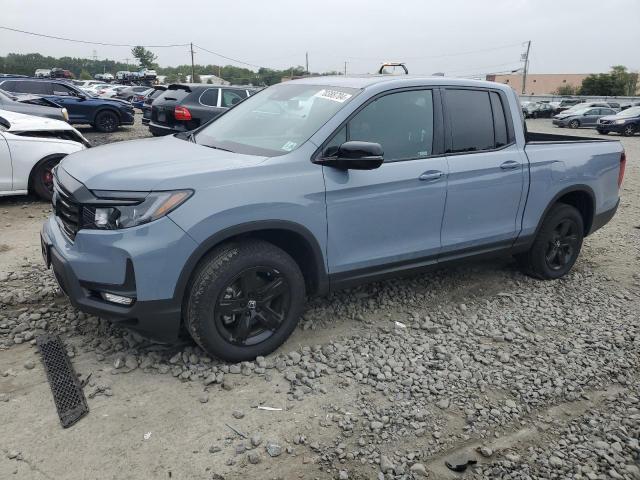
[
  {"x1": 322, "y1": 89, "x2": 448, "y2": 279},
  {"x1": 49, "y1": 83, "x2": 86, "y2": 123}
]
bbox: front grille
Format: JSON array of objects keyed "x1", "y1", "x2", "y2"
[
  {"x1": 53, "y1": 182, "x2": 81, "y2": 240},
  {"x1": 599, "y1": 120, "x2": 612, "y2": 125}
]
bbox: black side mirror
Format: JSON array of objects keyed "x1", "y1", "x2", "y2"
[{"x1": 316, "y1": 141, "x2": 384, "y2": 170}]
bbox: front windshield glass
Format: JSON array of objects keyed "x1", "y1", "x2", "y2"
[
  {"x1": 617, "y1": 107, "x2": 640, "y2": 117},
  {"x1": 195, "y1": 83, "x2": 360, "y2": 156}
]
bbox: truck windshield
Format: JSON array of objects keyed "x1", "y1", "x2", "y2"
[{"x1": 194, "y1": 83, "x2": 360, "y2": 156}]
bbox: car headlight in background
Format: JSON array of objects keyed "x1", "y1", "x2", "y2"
[
  {"x1": 614, "y1": 119, "x2": 626, "y2": 124},
  {"x1": 83, "y1": 190, "x2": 193, "y2": 230}
]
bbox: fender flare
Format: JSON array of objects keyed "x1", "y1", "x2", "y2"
[{"x1": 172, "y1": 220, "x2": 329, "y2": 306}]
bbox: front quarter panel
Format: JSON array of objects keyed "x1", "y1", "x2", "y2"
[{"x1": 167, "y1": 142, "x2": 328, "y2": 271}]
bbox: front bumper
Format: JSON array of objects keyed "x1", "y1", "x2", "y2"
[
  {"x1": 41, "y1": 215, "x2": 198, "y2": 341},
  {"x1": 119, "y1": 110, "x2": 135, "y2": 125},
  {"x1": 596, "y1": 123, "x2": 625, "y2": 133},
  {"x1": 552, "y1": 119, "x2": 568, "y2": 127}
]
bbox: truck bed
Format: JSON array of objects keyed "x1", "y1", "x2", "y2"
[{"x1": 526, "y1": 130, "x2": 617, "y2": 144}]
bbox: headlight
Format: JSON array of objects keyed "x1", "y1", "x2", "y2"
[
  {"x1": 614, "y1": 119, "x2": 626, "y2": 124},
  {"x1": 82, "y1": 190, "x2": 192, "y2": 230},
  {"x1": 61, "y1": 108, "x2": 69, "y2": 121}
]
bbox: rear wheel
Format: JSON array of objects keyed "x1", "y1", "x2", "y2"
[
  {"x1": 569, "y1": 119, "x2": 580, "y2": 129},
  {"x1": 185, "y1": 240, "x2": 305, "y2": 362},
  {"x1": 94, "y1": 110, "x2": 119, "y2": 133},
  {"x1": 516, "y1": 203, "x2": 584, "y2": 280},
  {"x1": 623, "y1": 124, "x2": 636, "y2": 136},
  {"x1": 32, "y1": 156, "x2": 61, "y2": 201}
]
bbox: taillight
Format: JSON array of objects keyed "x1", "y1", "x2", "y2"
[
  {"x1": 618, "y1": 151, "x2": 626, "y2": 188},
  {"x1": 174, "y1": 106, "x2": 192, "y2": 121}
]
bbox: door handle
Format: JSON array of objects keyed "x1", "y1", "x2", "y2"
[
  {"x1": 500, "y1": 161, "x2": 520, "y2": 170},
  {"x1": 419, "y1": 171, "x2": 444, "y2": 182}
]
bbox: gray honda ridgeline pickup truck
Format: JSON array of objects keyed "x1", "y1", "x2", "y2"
[{"x1": 41, "y1": 76, "x2": 625, "y2": 361}]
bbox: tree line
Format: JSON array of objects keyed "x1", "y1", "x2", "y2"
[
  {"x1": 0, "y1": 50, "x2": 338, "y2": 86},
  {"x1": 555, "y1": 66, "x2": 638, "y2": 96}
]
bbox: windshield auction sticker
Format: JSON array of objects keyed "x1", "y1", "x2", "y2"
[{"x1": 314, "y1": 89, "x2": 353, "y2": 103}]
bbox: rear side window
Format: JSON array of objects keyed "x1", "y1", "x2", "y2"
[
  {"x1": 446, "y1": 89, "x2": 495, "y2": 153},
  {"x1": 0, "y1": 81, "x2": 18, "y2": 92},
  {"x1": 221, "y1": 89, "x2": 248, "y2": 108},
  {"x1": 199, "y1": 88, "x2": 219, "y2": 107},
  {"x1": 52, "y1": 84, "x2": 74, "y2": 96},
  {"x1": 9, "y1": 81, "x2": 52, "y2": 95}
]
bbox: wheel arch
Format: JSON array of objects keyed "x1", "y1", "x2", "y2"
[
  {"x1": 28, "y1": 153, "x2": 66, "y2": 195},
  {"x1": 535, "y1": 185, "x2": 596, "y2": 238},
  {"x1": 174, "y1": 220, "x2": 329, "y2": 308}
]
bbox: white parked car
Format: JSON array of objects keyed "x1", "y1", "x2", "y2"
[{"x1": 0, "y1": 109, "x2": 89, "y2": 200}]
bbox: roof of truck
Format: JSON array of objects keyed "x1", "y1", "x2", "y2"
[{"x1": 288, "y1": 75, "x2": 509, "y2": 91}]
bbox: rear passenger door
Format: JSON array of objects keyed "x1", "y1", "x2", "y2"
[
  {"x1": 323, "y1": 88, "x2": 448, "y2": 276},
  {"x1": 581, "y1": 108, "x2": 601, "y2": 126},
  {"x1": 441, "y1": 88, "x2": 525, "y2": 254}
]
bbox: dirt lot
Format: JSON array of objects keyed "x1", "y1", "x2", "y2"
[{"x1": 0, "y1": 115, "x2": 638, "y2": 480}]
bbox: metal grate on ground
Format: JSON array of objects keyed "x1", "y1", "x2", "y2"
[{"x1": 36, "y1": 334, "x2": 89, "y2": 428}]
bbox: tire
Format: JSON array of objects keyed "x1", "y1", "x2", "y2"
[
  {"x1": 94, "y1": 110, "x2": 119, "y2": 133},
  {"x1": 622, "y1": 124, "x2": 636, "y2": 136},
  {"x1": 185, "y1": 239, "x2": 306, "y2": 362},
  {"x1": 569, "y1": 119, "x2": 580, "y2": 129},
  {"x1": 32, "y1": 156, "x2": 62, "y2": 201},
  {"x1": 516, "y1": 203, "x2": 584, "y2": 280},
  {"x1": 597, "y1": 129, "x2": 609, "y2": 135}
]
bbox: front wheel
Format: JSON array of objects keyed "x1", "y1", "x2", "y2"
[
  {"x1": 569, "y1": 119, "x2": 580, "y2": 129},
  {"x1": 623, "y1": 124, "x2": 636, "y2": 136},
  {"x1": 94, "y1": 110, "x2": 119, "y2": 133},
  {"x1": 185, "y1": 240, "x2": 305, "y2": 362},
  {"x1": 597, "y1": 129, "x2": 609, "y2": 135},
  {"x1": 516, "y1": 203, "x2": 584, "y2": 280}
]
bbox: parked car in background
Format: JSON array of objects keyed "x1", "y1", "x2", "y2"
[
  {"x1": 553, "y1": 106, "x2": 617, "y2": 128},
  {"x1": 35, "y1": 69, "x2": 51, "y2": 78},
  {"x1": 597, "y1": 106, "x2": 640, "y2": 136},
  {"x1": 553, "y1": 98, "x2": 583, "y2": 113},
  {"x1": 131, "y1": 88, "x2": 154, "y2": 109},
  {"x1": 0, "y1": 109, "x2": 88, "y2": 200},
  {"x1": 0, "y1": 89, "x2": 69, "y2": 121},
  {"x1": 522, "y1": 101, "x2": 554, "y2": 118},
  {"x1": 606, "y1": 102, "x2": 622, "y2": 112},
  {"x1": 562, "y1": 102, "x2": 614, "y2": 114},
  {"x1": 74, "y1": 80, "x2": 104, "y2": 90},
  {"x1": 50, "y1": 68, "x2": 75, "y2": 79},
  {"x1": 116, "y1": 85, "x2": 153, "y2": 101},
  {"x1": 148, "y1": 84, "x2": 255, "y2": 136},
  {"x1": 141, "y1": 85, "x2": 167, "y2": 125},
  {"x1": 0, "y1": 78, "x2": 135, "y2": 132},
  {"x1": 41, "y1": 76, "x2": 624, "y2": 361}
]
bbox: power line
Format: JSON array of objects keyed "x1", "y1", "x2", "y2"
[
  {"x1": 0, "y1": 25, "x2": 189, "y2": 48},
  {"x1": 341, "y1": 42, "x2": 523, "y2": 62},
  {"x1": 192, "y1": 44, "x2": 265, "y2": 69}
]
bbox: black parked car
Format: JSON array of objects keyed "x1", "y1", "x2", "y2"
[
  {"x1": 141, "y1": 85, "x2": 167, "y2": 126},
  {"x1": 597, "y1": 106, "x2": 640, "y2": 136},
  {"x1": 0, "y1": 78, "x2": 134, "y2": 132},
  {"x1": 148, "y1": 84, "x2": 256, "y2": 136}
]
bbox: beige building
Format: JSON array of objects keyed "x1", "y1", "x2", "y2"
[{"x1": 486, "y1": 73, "x2": 591, "y2": 95}]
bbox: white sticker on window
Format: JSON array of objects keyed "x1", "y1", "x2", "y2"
[
  {"x1": 281, "y1": 141, "x2": 297, "y2": 151},
  {"x1": 314, "y1": 89, "x2": 352, "y2": 103}
]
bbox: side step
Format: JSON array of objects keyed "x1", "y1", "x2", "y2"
[{"x1": 36, "y1": 335, "x2": 89, "y2": 428}]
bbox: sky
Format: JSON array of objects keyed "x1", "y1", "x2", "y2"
[{"x1": 1, "y1": 0, "x2": 639, "y2": 77}]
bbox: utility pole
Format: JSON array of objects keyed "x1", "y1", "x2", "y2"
[
  {"x1": 305, "y1": 52, "x2": 309, "y2": 75},
  {"x1": 190, "y1": 43, "x2": 196, "y2": 82},
  {"x1": 521, "y1": 40, "x2": 531, "y2": 95},
  {"x1": 344, "y1": 61, "x2": 347, "y2": 76}
]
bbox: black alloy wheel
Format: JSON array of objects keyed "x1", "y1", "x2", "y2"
[
  {"x1": 94, "y1": 111, "x2": 119, "y2": 133},
  {"x1": 215, "y1": 266, "x2": 290, "y2": 346},
  {"x1": 623, "y1": 124, "x2": 636, "y2": 136},
  {"x1": 544, "y1": 218, "x2": 580, "y2": 271}
]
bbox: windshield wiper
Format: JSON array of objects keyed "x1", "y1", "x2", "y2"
[{"x1": 204, "y1": 143, "x2": 234, "y2": 153}]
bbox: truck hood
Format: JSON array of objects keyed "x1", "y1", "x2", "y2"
[{"x1": 59, "y1": 134, "x2": 269, "y2": 191}]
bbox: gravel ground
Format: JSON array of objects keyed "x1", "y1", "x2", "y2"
[{"x1": 0, "y1": 117, "x2": 638, "y2": 479}]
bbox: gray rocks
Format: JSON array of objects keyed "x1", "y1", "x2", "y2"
[
  {"x1": 265, "y1": 440, "x2": 283, "y2": 457},
  {"x1": 409, "y1": 463, "x2": 427, "y2": 477},
  {"x1": 379, "y1": 455, "x2": 394, "y2": 473},
  {"x1": 232, "y1": 410, "x2": 244, "y2": 419},
  {"x1": 247, "y1": 451, "x2": 262, "y2": 464},
  {"x1": 23, "y1": 360, "x2": 35, "y2": 370},
  {"x1": 250, "y1": 434, "x2": 262, "y2": 447}
]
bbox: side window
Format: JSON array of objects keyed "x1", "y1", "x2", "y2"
[
  {"x1": 446, "y1": 89, "x2": 495, "y2": 153},
  {"x1": 345, "y1": 90, "x2": 434, "y2": 161},
  {"x1": 0, "y1": 81, "x2": 17, "y2": 92},
  {"x1": 199, "y1": 88, "x2": 219, "y2": 107},
  {"x1": 221, "y1": 89, "x2": 248, "y2": 108},
  {"x1": 52, "y1": 84, "x2": 73, "y2": 96},
  {"x1": 14, "y1": 81, "x2": 52, "y2": 95},
  {"x1": 489, "y1": 92, "x2": 508, "y2": 148}
]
